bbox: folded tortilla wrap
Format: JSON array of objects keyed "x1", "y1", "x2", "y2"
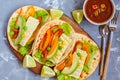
[
  {"x1": 31, "y1": 19, "x2": 75, "y2": 66},
  {"x1": 54, "y1": 33, "x2": 100, "y2": 80},
  {"x1": 7, "y1": 5, "x2": 49, "y2": 55}
]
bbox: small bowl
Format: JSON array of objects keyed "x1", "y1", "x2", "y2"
[{"x1": 83, "y1": 0, "x2": 115, "y2": 25}]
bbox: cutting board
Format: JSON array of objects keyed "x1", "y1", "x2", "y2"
[{"x1": 6, "y1": 13, "x2": 93, "y2": 74}]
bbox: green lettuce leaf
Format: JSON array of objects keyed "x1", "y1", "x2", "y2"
[{"x1": 34, "y1": 10, "x2": 49, "y2": 23}]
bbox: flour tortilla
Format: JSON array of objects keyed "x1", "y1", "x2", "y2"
[
  {"x1": 7, "y1": 5, "x2": 49, "y2": 52},
  {"x1": 74, "y1": 33, "x2": 100, "y2": 80},
  {"x1": 31, "y1": 19, "x2": 75, "y2": 65},
  {"x1": 54, "y1": 33, "x2": 100, "y2": 80}
]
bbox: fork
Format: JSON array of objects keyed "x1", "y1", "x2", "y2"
[{"x1": 101, "y1": 10, "x2": 119, "y2": 80}]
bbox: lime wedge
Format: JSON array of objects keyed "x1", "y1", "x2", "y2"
[
  {"x1": 23, "y1": 55, "x2": 36, "y2": 68},
  {"x1": 41, "y1": 66, "x2": 55, "y2": 78},
  {"x1": 50, "y1": 9, "x2": 63, "y2": 19},
  {"x1": 72, "y1": 10, "x2": 83, "y2": 23}
]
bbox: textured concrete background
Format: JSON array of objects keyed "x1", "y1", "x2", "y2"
[{"x1": 0, "y1": 0, "x2": 120, "y2": 80}]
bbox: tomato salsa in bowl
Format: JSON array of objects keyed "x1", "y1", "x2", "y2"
[{"x1": 83, "y1": 0, "x2": 115, "y2": 25}]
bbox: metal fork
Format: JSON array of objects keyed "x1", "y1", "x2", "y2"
[{"x1": 101, "y1": 10, "x2": 119, "y2": 80}]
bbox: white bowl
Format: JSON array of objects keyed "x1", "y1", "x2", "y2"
[{"x1": 83, "y1": 0, "x2": 115, "y2": 25}]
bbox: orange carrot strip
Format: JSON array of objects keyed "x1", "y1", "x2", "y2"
[
  {"x1": 42, "y1": 29, "x2": 51, "y2": 51},
  {"x1": 55, "y1": 60, "x2": 65, "y2": 70},
  {"x1": 47, "y1": 35, "x2": 59, "y2": 56}
]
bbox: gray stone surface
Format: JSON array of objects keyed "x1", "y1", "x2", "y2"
[{"x1": 0, "y1": 0, "x2": 120, "y2": 80}]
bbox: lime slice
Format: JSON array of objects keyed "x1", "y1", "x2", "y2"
[
  {"x1": 50, "y1": 9, "x2": 63, "y2": 19},
  {"x1": 41, "y1": 66, "x2": 55, "y2": 77},
  {"x1": 23, "y1": 55, "x2": 36, "y2": 68},
  {"x1": 72, "y1": 10, "x2": 83, "y2": 23}
]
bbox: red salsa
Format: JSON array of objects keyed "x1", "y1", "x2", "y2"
[{"x1": 85, "y1": 0, "x2": 114, "y2": 23}]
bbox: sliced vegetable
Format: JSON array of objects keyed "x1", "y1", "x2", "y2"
[
  {"x1": 73, "y1": 41, "x2": 83, "y2": 53},
  {"x1": 50, "y1": 9, "x2": 63, "y2": 19},
  {"x1": 23, "y1": 55, "x2": 36, "y2": 68},
  {"x1": 82, "y1": 43, "x2": 90, "y2": 66},
  {"x1": 65, "y1": 52, "x2": 73, "y2": 67},
  {"x1": 15, "y1": 15, "x2": 27, "y2": 44},
  {"x1": 38, "y1": 34, "x2": 47, "y2": 50},
  {"x1": 59, "y1": 23, "x2": 72, "y2": 36},
  {"x1": 72, "y1": 10, "x2": 83, "y2": 23},
  {"x1": 34, "y1": 9, "x2": 49, "y2": 23},
  {"x1": 47, "y1": 35, "x2": 59, "y2": 59},
  {"x1": 62, "y1": 53, "x2": 79, "y2": 75},
  {"x1": 42, "y1": 29, "x2": 51, "y2": 51},
  {"x1": 55, "y1": 60, "x2": 65, "y2": 71},
  {"x1": 41, "y1": 66, "x2": 55, "y2": 78},
  {"x1": 25, "y1": 6, "x2": 35, "y2": 19}
]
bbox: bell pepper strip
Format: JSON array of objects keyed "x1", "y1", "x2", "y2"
[
  {"x1": 82, "y1": 43, "x2": 90, "y2": 65},
  {"x1": 50, "y1": 25, "x2": 59, "y2": 30},
  {"x1": 42, "y1": 50, "x2": 48, "y2": 62},
  {"x1": 54, "y1": 29, "x2": 63, "y2": 37},
  {"x1": 13, "y1": 28, "x2": 19, "y2": 33},
  {"x1": 38, "y1": 16, "x2": 42, "y2": 23},
  {"x1": 55, "y1": 60, "x2": 65, "y2": 71},
  {"x1": 38, "y1": 34, "x2": 47, "y2": 50},
  {"x1": 42, "y1": 29, "x2": 51, "y2": 51},
  {"x1": 73, "y1": 41, "x2": 83, "y2": 53},
  {"x1": 48, "y1": 32, "x2": 54, "y2": 47},
  {"x1": 25, "y1": 6, "x2": 35, "y2": 19},
  {"x1": 47, "y1": 35, "x2": 59, "y2": 56},
  {"x1": 12, "y1": 32, "x2": 19, "y2": 39}
]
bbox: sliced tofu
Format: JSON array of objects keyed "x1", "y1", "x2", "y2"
[
  {"x1": 20, "y1": 17, "x2": 39, "y2": 46},
  {"x1": 69, "y1": 49, "x2": 87, "y2": 78}
]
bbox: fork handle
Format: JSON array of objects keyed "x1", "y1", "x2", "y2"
[
  {"x1": 99, "y1": 37, "x2": 105, "y2": 76},
  {"x1": 102, "y1": 31, "x2": 113, "y2": 80}
]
